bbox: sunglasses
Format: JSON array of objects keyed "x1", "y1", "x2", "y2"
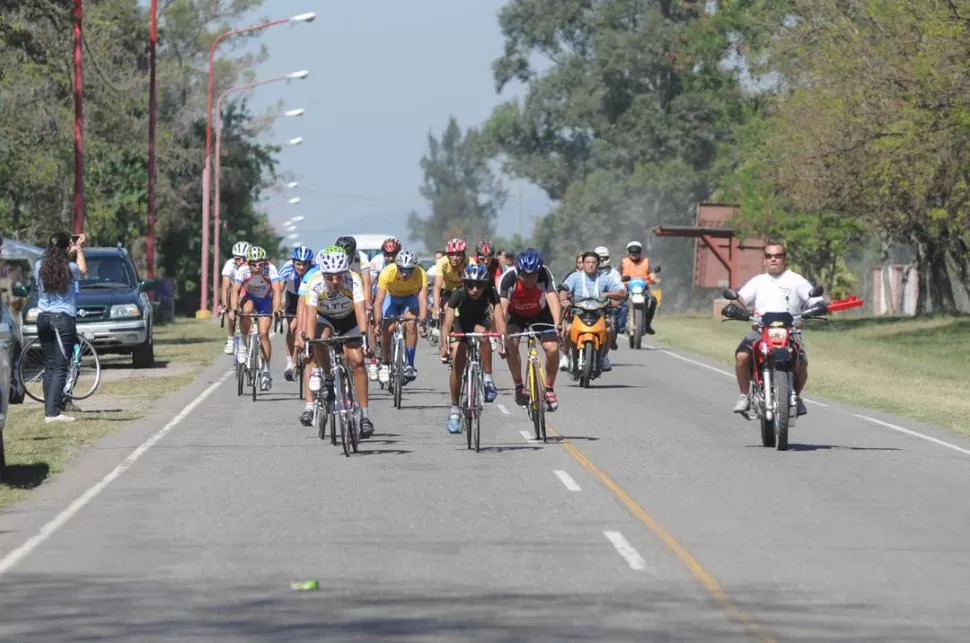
[
  {"x1": 464, "y1": 282, "x2": 484, "y2": 292},
  {"x1": 399, "y1": 268, "x2": 414, "y2": 276},
  {"x1": 764, "y1": 253, "x2": 785, "y2": 260}
]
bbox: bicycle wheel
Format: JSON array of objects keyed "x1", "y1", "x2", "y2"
[
  {"x1": 236, "y1": 358, "x2": 245, "y2": 396},
  {"x1": 343, "y1": 363, "x2": 359, "y2": 453},
  {"x1": 536, "y1": 365, "x2": 547, "y2": 442},
  {"x1": 250, "y1": 336, "x2": 259, "y2": 402},
  {"x1": 67, "y1": 336, "x2": 101, "y2": 401},
  {"x1": 18, "y1": 337, "x2": 46, "y2": 403},
  {"x1": 297, "y1": 351, "x2": 305, "y2": 399},
  {"x1": 335, "y1": 367, "x2": 351, "y2": 457},
  {"x1": 392, "y1": 335, "x2": 404, "y2": 409},
  {"x1": 529, "y1": 358, "x2": 542, "y2": 441},
  {"x1": 465, "y1": 363, "x2": 477, "y2": 450},
  {"x1": 314, "y1": 395, "x2": 327, "y2": 440},
  {"x1": 474, "y1": 363, "x2": 485, "y2": 452}
]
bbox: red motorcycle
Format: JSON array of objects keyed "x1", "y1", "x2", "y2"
[{"x1": 721, "y1": 287, "x2": 827, "y2": 450}]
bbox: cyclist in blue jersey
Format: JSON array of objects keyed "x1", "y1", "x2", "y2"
[{"x1": 279, "y1": 245, "x2": 315, "y2": 381}]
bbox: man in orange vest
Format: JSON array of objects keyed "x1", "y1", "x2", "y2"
[{"x1": 620, "y1": 240, "x2": 658, "y2": 335}]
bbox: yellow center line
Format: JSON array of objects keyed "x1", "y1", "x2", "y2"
[{"x1": 546, "y1": 425, "x2": 778, "y2": 643}]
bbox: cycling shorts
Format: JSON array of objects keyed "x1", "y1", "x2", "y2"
[{"x1": 383, "y1": 294, "x2": 420, "y2": 318}]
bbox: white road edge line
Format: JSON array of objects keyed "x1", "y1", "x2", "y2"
[
  {"x1": 0, "y1": 369, "x2": 233, "y2": 578},
  {"x1": 854, "y1": 414, "x2": 970, "y2": 456},
  {"x1": 553, "y1": 469, "x2": 581, "y2": 492},
  {"x1": 496, "y1": 403, "x2": 510, "y2": 415},
  {"x1": 603, "y1": 530, "x2": 647, "y2": 571},
  {"x1": 519, "y1": 430, "x2": 536, "y2": 443}
]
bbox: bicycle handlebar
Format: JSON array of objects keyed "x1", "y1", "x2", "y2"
[
  {"x1": 505, "y1": 323, "x2": 558, "y2": 339},
  {"x1": 449, "y1": 332, "x2": 503, "y2": 338}
]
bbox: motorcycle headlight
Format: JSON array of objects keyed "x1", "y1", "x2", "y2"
[
  {"x1": 25, "y1": 307, "x2": 40, "y2": 323},
  {"x1": 767, "y1": 328, "x2": 788, "y2": 342}
]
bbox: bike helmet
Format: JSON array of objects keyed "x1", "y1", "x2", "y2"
[
  {"x1": 248, "y1": 246, "x2": 267, "y2": 262},
  {"x1": 333, "y1": 235, "x2": 357, "y2": 258},
  {"x1": 475, "y1": 240, "x2": 494, "y2": 258},
  {"x1": 462, "y1": 263, "x2": 490, "y2": 282},
  {"x1": 515, "y1": 247, "x2": 543, "y2": 273},
  {"x1": 445, "y1": 238, "x2": 467, "y2": 254},
  {"x1": 395, "y1": 249, "x2": 419, "y2": 269},
  {"x1": 317, "y1": 248, "x2": 349, "y2": 274},
  {"x1": 626, "y1": 241, "x2": 643, "y2": 252},
  {"x1": 231, "y1": 241, "x2": 251, "y2": 258},
  {"x1": 291, "y1": 245, "x2": 314, "y2": 262},
  {"x1": 381, "y1": 237, "x2": 401, "y2": 254}
]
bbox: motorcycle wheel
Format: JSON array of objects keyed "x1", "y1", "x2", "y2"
[
  {"x1": 580, "y1": 342, "x2": 594, "y2": 388},
  {"x1": 773, "y1": 373, "x2": 792, "y2": 451},
  {"x1": 633, "y1": 307, "x2": 644, "y2": 350}
]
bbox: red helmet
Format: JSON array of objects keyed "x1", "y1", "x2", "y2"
[
  {"x1": 381, "y1": 237, "x2": 401, "y2": 254},
  {"x1": 475, "y1": 240, "x2": 494, "y2": 258},
  {"x1": 445, "y1": 238, "x2": 467, "y2": 254}
]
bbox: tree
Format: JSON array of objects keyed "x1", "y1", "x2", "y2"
[{"x1": 408, "y1": 116, "x2": 507, "y2": 252}]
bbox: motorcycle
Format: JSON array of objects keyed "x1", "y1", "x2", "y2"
[
  {"x1": 721, "y1": 286, "x2": 827, "y2": 451},
  {"x1": 622, "y1": 264, "x2": 661, "y2": 350},
  {"x1": 568, "y1": 297, "x2": 611, "y2": 388}
]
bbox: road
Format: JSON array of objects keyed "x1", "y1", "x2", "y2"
[{"x1": 1, "y1": 331, "x2": 969, "y2": 641}]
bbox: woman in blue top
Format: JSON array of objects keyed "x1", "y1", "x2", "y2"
[{"x1": 33, "y1": 232, "x2": 87, "y2": 422}]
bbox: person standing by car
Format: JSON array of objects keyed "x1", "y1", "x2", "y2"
[{"x1": 34, "y1": 232, "x2": 87, "y2": 423}]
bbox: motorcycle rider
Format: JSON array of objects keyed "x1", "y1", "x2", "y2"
[
  {"x1": 731, "y1": 242, "x2": 824, "y2": 417},
  {"x1": 560, "y1": 251, "x2": 626, "y2": 371},
  {"x1": 594, "y1": 246, "x2": 623, "y2": 350},
  {"x1": 620, "y1": 240, "x2": 658, "y2": 336}
]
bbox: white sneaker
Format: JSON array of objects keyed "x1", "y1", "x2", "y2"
[
  {"x1": 223, "y1": 337, "x2": 234, "y2": 355},
  {"x1": 260, "y1": 372, "x2": 272, "y2": 391},
  {"x1": 45, "y1": 414, "x2": 75, "y2": 423},
  {"x1": 559, "y1": 355, "x2": 569, "y2": 371},
  {"x1": 367, "y1": 362, "x2": 379, "y2": 381},
  {"x1": 378, "y1": 365, "x2": 390, "y2": 384},
  {"x1": 602, "y1": 356, "x2": 612, "y2": 371}
]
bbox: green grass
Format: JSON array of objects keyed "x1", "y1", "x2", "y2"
[
  {"x1": 654, "y1": 314, "x2": 970, "y2": 436},
  {"x1": 0, "y1": 319, "x2": 226, "y2": 508}
]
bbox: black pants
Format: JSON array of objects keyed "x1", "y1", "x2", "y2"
[{"x1": 37, "y1": 312, "x2": 77, "y2": 417}]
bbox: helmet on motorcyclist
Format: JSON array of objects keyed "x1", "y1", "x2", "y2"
[
  {"x1": 626, "y1": 241, "x2": 643, "y2": 253},
  {"x1": 594, "y1": 245, "x2": 610, "y2": 268}
]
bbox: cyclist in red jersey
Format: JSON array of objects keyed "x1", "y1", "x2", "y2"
[{"x1": 498, "y1": 247, "x2": 562, "y2": 411}]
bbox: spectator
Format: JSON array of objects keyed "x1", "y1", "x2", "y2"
[{"x1": 34, "y1": 232, "x2": 87, "y2": 422}]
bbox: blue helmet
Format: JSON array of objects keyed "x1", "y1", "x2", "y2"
[
  {"x1": 462, "y1": 263, "x2": 490, "y2": 283},
  {"x1": 515, "y1": 247, "x2": 543, "y2": 273},
  {"x1": 291, "y1": 245, "x2": 314, "y2": 263}
]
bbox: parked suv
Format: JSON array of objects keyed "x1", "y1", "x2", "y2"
[{"x1": 20, "y1": 246, "x2": 156, "y2": 368}]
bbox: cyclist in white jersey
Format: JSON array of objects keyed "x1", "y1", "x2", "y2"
[
  {"x1": 361, "y1": 237, "x2": 401, "y2": 375},
  {"x1": 220, "y1": 241, "x2": 250, "y2": 354},
  {"x1": 231, "y1": 245, "x2": 282, "y2": 391},
  {"x1": 278, "y1": 245, "x2": 315, "y2": 381}
]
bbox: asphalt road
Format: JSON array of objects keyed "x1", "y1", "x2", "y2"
[{"x1": 1, "y1": 330, "x2": 969, "y2": 642}]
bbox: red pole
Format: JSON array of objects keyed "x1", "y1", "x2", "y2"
[
  {"x1": 146, "y1": 0, "x2": 158, "y2": 281},
  {"x1": 212, "y1": 107, "x2": 224, "y2": 315},
  {"x1": 73, "y1": 0, "x2": 85, "y2": 235}
]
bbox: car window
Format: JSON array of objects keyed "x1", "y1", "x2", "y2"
[{"x1": 80, "y1": 256, "x2": 136, "y2": 289}]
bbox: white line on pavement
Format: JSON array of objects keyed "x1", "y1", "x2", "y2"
[
  {"x1": 553, "y1": 469, "x2": 581, "y2": 491},
  {"x1": 519, "y1": 430, "x2": 536, "y2": 442},
  {"x1": 854, "y1": 414, "x2": 970, "y2": 456},
  {"x1": 603, "y1": 530, "x2": 647, "y2": 571},
  {"x1": 497, "y1": 403, "x2": 510, "y2": 415},
  {"x1": 0, "y1": 369, "x2": 233, "y2": 578}
]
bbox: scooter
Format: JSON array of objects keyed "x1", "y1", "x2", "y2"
[{"x1": 568, "y1": 297, "x2": 611, "y2": 388}]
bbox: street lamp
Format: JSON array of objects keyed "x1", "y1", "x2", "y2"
[
  {"x1": 211, "y1": 74, "x2": 308, "y2": 313},
  {"x1": 198, "y1": 11, "x2": 315, "y2": 317},
  {"x1": 73, "y1": 0, "x2": 84, "y2": 234}
]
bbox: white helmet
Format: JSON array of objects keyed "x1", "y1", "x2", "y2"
[
  {"x1": 232, "y1": 241, "x2": 251, "y2": 258},
  {"x1": 248, "y1": 246, "x2": 267, "y2": 262},
  {"x1": 317, "y1": 248, "x2": 349, "y2": 274},
  {"x1": 594, "y1": 245, "x2": 610, "y2": 267},
  {"x1": 626, "y1": 240, "x2": 643, "y2": 251},
  {"x1": 395, "y1": 249, "x2": 419, "y2": 269}
]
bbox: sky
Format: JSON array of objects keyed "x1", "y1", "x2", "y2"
[{"x1": 228, "y1": 0, "x2": 552, "y2": 252}]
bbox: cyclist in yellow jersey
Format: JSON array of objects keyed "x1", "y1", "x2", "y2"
[
  {"x1": 432, "y1": 238, "x2": 468, "y2": 362},
  {"x1": 373, "y1": 249, "x2": 428, "y2": 384}
]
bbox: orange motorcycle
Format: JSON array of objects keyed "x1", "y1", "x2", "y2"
[{"x1": 567, "y1": 297, "x2": 611, "y2": 388}]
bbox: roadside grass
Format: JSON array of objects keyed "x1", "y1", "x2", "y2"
[
  {"x1": 653, "y1": 314, "x2": 970, "y2": 437},
  {"x1": 0, "y1": 319, "x2": 225, "y2": 508}
]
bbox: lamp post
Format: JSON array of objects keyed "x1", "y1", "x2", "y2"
[
  {"x1": 198, "y1": 11, "x2": 315, "y2": 317},
  {"x1": 73, "y1": 0, "x2": 85, "y2": 234},
  {"x1": 211, "y1": 73, "x2": 308, "y2": 313},
  {"x1": 147, "y1": 0, "x2": 158, "y2": 279}
]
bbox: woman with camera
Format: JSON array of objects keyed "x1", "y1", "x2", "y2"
[{"x1": 33, "y1": 232, "x2": 87, "y2": 423}]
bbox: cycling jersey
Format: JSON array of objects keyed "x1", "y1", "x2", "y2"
[
  {"x1": 434, "y1": 255, "x2": 466, "y2": 291},
  {"x1": 221, "y1": 258, "x2": 245, "y2": 281},
  {"x1": 235, "y1": 263, "x2": 281, "y2": 299},
  {"x1": 279, "y1": 260, "x2": 315, "y2": 296},
  {"x1": 377, "y1": 264, "x2": 427, "y2": 297},
  {"x1": 498, "y1": 267, "x2": 556, "y2": 317},
  {"x1": 304, "y1": 271, "x2": 365, "y2": 320},
  {"x1": 297, "y1": 266, "x2": 319, "y2": 297}
]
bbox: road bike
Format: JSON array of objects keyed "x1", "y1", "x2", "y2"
[
  {"x1": 303, "y1": 333, "x2": 361, "y2": 457},
  {"x1": 506, "y1": 323, "x2": 557, "y2": 442},
  {"x1": 449, "y1": 330, "x2": 502, "y2": 452},
  {"x1": 235, "y1": 312, "x2": 274, "y2": 401}
]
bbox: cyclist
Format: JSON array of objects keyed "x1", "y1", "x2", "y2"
[
  {"x1": 470, "y1": 240, "x2": 505, "y2": 289},
  {"x1": 440, "y1": 264, "x2": 506, "y2": 433},
  {"x1": 279, "y1": 245, "x2": 315, "y2": 381},
  {"x1": 561, "y1": 250, "x2": 626, "y2": 372},
  {"x1": 373, "y1": 249, "x2": 428, "y2": 385},
  {"x1": 498, "y1": 247, "x2": 562, "y2": 411},
  {"x1": 361, "y1": 237, "x2": 401, "y2": 378},
  {"x1": 300, "y1": 246, "x2": 374, "y2": 437},
  {"x1": 219, "y1": 240, "x2": 250, "y2": 354},
  {"x1": 231, "y1": 245, "x2": 282, "y2": 391},
  {"x1": 432, "y1": 238, "x2": 468, "y2": 360}
]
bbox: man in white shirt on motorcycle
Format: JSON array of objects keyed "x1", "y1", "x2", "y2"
[{"x1": 731, "y1": 242, "x2": 824, "y2": 417}]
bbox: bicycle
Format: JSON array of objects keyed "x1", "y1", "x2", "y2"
[
  {"x1": 506, "y1": 323, "x2": 558, "y2": 443},
  {"x1": 19, "y1": 329, "x2": 102, "y2": 404},
  {"x1": 274, "y1": 312, "x2": 303, "y2": 398},
  {"x1": 449, "y1": 331, "x2": 502, "y2": 452},
  {"x1": 303, "y1": 334, "x2": 360, "y2": 457},
  {"x1": 235, "y1": 312, "x2": 274, "y2": 401},
  {"x1": 382, "y1": 313, "x2": 417, "y2": 409}
]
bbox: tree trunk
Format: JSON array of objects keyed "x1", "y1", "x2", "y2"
[
  {"x1": 951, "y1": 237, "x2": 970, "y2": 304},
  {"x1": 913, "y1": 236, "x2": 928, "y2": 316},
  {"x1": 926, "y1": 236, "x2": 957, "y2": 315}
]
